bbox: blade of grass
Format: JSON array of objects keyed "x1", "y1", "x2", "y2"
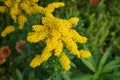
[
  {"x1": 83, "y1": 44, "x2": 97, "y2": 69},
  {"x1": 81, "y1": 58, "x2": 96, "y2": 72},
  {"x1": 102, "y1": 57, "x2": 120, "y2": 69},
  {"x1": 16, "y1": 69, "x2": 23, "y2": 80},
  {"x1": 98, "y1": 46, "x2": 112, "y2": 70},
  {"x1": 102, "y1": 64, "x2": 120, "y2": 73}
]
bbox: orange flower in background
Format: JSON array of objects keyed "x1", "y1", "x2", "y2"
[
  {"x1": 0, "y1": 56, "x2": 6, "y2": 64},
  {"x1": 16, "y1": 40, "x2": 26, "y2": 54},
  {"x1": 0, "y1": 46, "x2": 11, "y2": 64},
  {"x1": 0, "y1": 46, "x2": 11, "y2": 58},
  {"x1": 90, "y1": 0, "x2": 99, "y2": 5}
]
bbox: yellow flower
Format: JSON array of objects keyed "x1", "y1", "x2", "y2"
[
  {"x1": 10, "y1": 3, "x2": 21, "y2": 20},
  {"x1": 59, "y1": 53, "x2": 71, "y2": 71},
  {"x1": 27, "y1": 2, "x2": 91, "y2": 70},
  {"x1": 44, "y1": 2, "x2": 65, "y2": 14},
  {"x1": 63, "y1": 37, "x2": 79, "y2": 55},
  {"x1": 30, "y1": 0, "x2": 39, "y2": 2},
  {"x1": 1, "y1": 25, "x2": 15, "y2": 37},
  {"x1": 27, "y1": 32, "x2": 44, "y2": 43},
  {"x1": 1, "y1": 0, "x2": 44, "y2": 21},
  {"x1": 30, "y1": 55, "x2": 41, "y2": 68},
  {"x1": 54, "y1": 41, "x2": 63, "y2": 57},
  {"x1": 20, "y1": 1, "x2": 31, "y2": 15},
  {"x1": 18, "y1": 14, "x2": 28, "y2": 29},
  {"x1": 30, "y1": 50, "x2": 52, "y2": 68},
  {"x1": 4, "y1": 0, "x2": 13, "y2": 7},
  {"x1": 32, "y1": 25, "x2": 46, "y2": 32},
  {"x1": 70, "y1": 30, "x2": 87, "y2": 43},
  {"x1": 76, "y1": 49, "x2": 91, "y2": 58},
  {"x1": 31, "y1": 4, "x2": 44, "y2": 14},
  {"x1": 27, "y1": 25, "x2": 48, "y2": 43},
  {"x1": 0, "y1": 6, "x2": 7, "y2": 13},
  {"x1": 40, "y1": 49, "x2": 52, "y2": 62},
  {"x1": 68, "y1": 17, "x2": 79, "y2": 25},
  {"x1": 20, "y1": 1, "x2": 44, "y2": 15},
  {"x1": 80, "y1": 50, "x2": 91, "y2": 58}
]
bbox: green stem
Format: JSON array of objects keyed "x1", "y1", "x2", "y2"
[{"x1": 93, "y1": 68, "x2": 102, "y2": 80}]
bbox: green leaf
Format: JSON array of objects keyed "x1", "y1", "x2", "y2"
[
  {"x1": 28, "y1": 70, "x2": 36, "y2": 80},
  {"x1": 71, "y1": 61, "x2": 77, "y2": 68},
  {"x1": 98, "y1": 46, "x2": 112, "y2": 69},
  {"x1": 71, "y1": 74, "x2": 93, "y2": 80},
  {"x1": 102, "y1": 64, "x2": 120, "y2": 73},
  {"x1": 100, "y1": 73, "x2": 120, "y2": 80},
  {"x1": 10, "y1": 77, "x2": 15, "y2": 80},
  {"x1": 83, "y1": 44, "x2": 90, "y2": 51},
  {"x1": 16, "y1": 69, "x2": 23, "y2": 80},
  {"x1": 62, "y1": 72, "x2": 71, "y2": 80},
  {"x1": 83, "y1": 44, "x2": 97, "y2": 69},
  {"x1": 15, "y1": 53, "x2": 25, "y2": 65},
  {"x1": 48, "y1": 71, "x2": 62, "y2": 80},
  {"x1": 81, "y1": 58, "x2": 96, "y2": 72},
  {"x1": 114, "y1": 72, "x2": 120, "y2": 76},
  {"x1": 102, "y1": 57, "x2": 120, "y2": 70},
  {"x1": 93, "y1": 47, "x2": 101, "y2": 67}
]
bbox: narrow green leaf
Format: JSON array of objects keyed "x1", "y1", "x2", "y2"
[
  {"x1": 28, "y1": 70, "x2": 36, "y2": 80},
  {"x1": 114, "y1": 72, "x2": 120, "y2": 76},
  {"x1": 16, "y1": 69, "x2": 23, "y2": 80},
  {"x1": 98, "y1": 46, "x2": 112, "y2": 69},
  {"x1": 15, "y1": 53, "x2": 25, "y2": 65},
  {"x1": 65, "y1": 10, "x2": 69, "y2": 19},
  {"x1": 100, "y1": 73, "x2": 120, "y2": 80},
  {"x1": 71, "y1": 61, "x2": 77, "y2": 68},
  {"x1": 83, "y1": 44, "x2": 90, "y2": 51},
  {"x1": 62, "y1": 72, "x2": 71, "y2": 80},
  {"x1": 93, "y1": 47, "x2": 101, "y2": 67},
  {"x1": 83, "y1": 44, "x2": 97, "y2": 69},
  {"x1": 10, "y1": 77, "x2": 15, "y2": 80},
  {"x1": 55, "y1": 71, "x2": 63, "y2": 80},
  {"x1": 81, "y1": 58, "x2": 96, "y2": 72},
  {"x1": 70, "y1": 69, "x2": 83, "y2": 80},
  {"x1": 103, "y1": 57, "x2": 120, "y2": 70},
  {"x1": 71, "y1": 74, "x2": 93, "y2": 80},
  {"x1": 102, "y1": 64, "x2": 120, "y2": 73}
]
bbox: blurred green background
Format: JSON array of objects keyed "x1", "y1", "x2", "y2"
[{"x1": 0, "y1": 0, "x2": 120, "y2": 80}]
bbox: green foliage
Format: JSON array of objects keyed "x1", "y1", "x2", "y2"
[
  {"x1": 0, "y1": 0, "x2": 120, "y2": 80},
  {"x1": 71, "y1": 46, "x2": 120, "y2": 80},
  {"x1": 16, "y1": 69, "x2": 23, "y2": 80}
]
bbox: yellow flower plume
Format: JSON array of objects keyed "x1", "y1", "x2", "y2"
[
  {"x1": 18, "y1": 14, "x2": 28, "y2": 29},
  {"x1": 1, "y1": 25, "x2": 15, "y2": 37},
  {"x1": 60, "y1": 53, "x2": 71, "y2": 71},
  {"x1": 27, "y1": 2, "x2": 91, "y2": 71}
]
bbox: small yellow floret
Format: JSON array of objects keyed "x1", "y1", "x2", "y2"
[
  {"x1": 18, "y1": 14, "x2": 28, "y2": 29},
  {"x1": 60, "y1": 53, "x2": 71, "y2": 71},
  {"x1": 80, "y1": 50, "x2": 91, "y2": 58},
  {"x1": 30, "y1": 0, "x2": 39, "y2": 2},
  {"x1": 44, "y1": 2, "x2": 65, "y2": 14},
  {"x1": 0, "y1": 6, "x2": 7, "y2": 13},
  {"x1": 69, "y1": 17, "x2": 79, "y2": 24},
  {"x1": 30, "y1": 51, "x2": 52, "y2": 68},
  {"x1": 30, "y1": 55, "x2": 41, "y2": 68}
]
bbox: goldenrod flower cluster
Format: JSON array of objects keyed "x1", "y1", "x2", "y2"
[
  {"x1": 18, "y1": 14, "x2": 28, "y2": 29},
  {"x1": 1, "y1": 25, "x2": 15, "y2": 37},
  {"x1": 0, "y1": 6, "x2": 7, "y2": 13},
  {"x1": 0, "y1": 0, "x2": 44, "y2": 20},
  {"x1": 60, "y1": 53, "x2": 71, "y2": 71},
  {"x1": 28, "y1": 2, "x2": 91, "y2": 71},
  {"x1": 0, "y1": 0, "x2": 44, "y2": 37}
]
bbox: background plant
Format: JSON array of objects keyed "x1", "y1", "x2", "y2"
[{"x1": 0, "y1": 0, "x2": 120, "y2": 80}]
